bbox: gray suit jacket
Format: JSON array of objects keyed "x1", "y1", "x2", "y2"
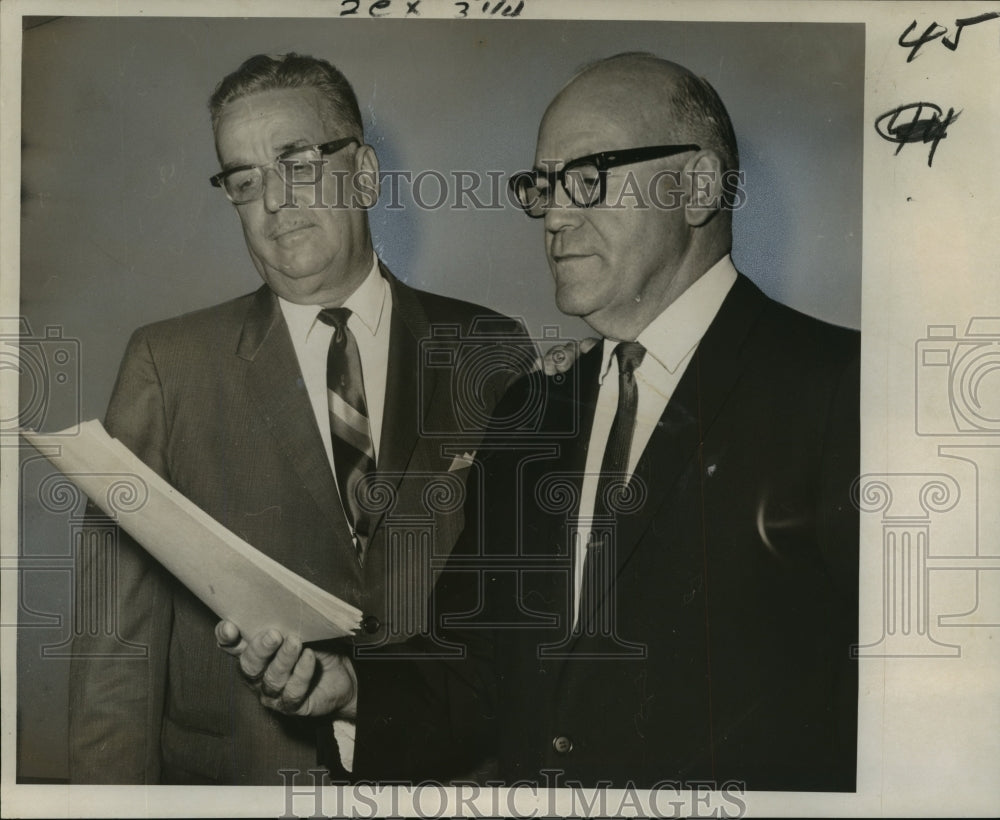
[{"x1": 68, "y1": 267, "x2": 527, "y2": 784}]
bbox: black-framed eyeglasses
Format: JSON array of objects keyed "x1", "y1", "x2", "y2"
[
  {"x1": 209, "y1": 137, "x2": 359, "y2": 205},
  {"x1": 509, "y1": 143, "x2": 701, "y2": 217}
]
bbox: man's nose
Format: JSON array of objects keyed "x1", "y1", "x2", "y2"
[
  {"x1": 262, "y1": 166, "x2": 289, "y2": 213},
  {"x1": 544, "y1": 183, "x2": 581, "y2": 232}
]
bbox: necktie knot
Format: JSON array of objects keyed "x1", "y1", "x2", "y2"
[
  {"x1": 318, "y1": 307, "x2": 352, "y2": 342},
  {"x1": 614, "y1": 341, "x2": 646, "y2": 377}
]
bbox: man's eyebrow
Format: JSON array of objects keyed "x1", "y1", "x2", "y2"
[
  {"x1": 277, "y1": 139, "x2": 312, "y2": 155},
  {"x1": 220, "y1": 140, "x2": 312, "y2": 171},
  {"x1": 532, "y1": 159, "x2": 564, "y2": 174}
]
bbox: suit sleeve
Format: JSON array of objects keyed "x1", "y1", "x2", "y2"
[
  {"x1": 818, "y1": 339, "x2": 861, "y2": 599},
  {"x1": 473, "y1": 315, "x2": 535, "y2": 402},
  {"x1": 816, "y1": 337, "x2": 861, "y2": 789},
  {"x1": 349, "y1": 628, "x2": 497, "y2": 781},
  {"x1": 348, "y1": 327, "x2": 533, "y2": 781},
  {"x1": 350, "y1": 432, "x2": 509, "y2": 781},
  {"x1": 68, "y1": 329, "x2": 174, "y2": 783}
]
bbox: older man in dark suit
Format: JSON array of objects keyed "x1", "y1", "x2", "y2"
[
  {"x1": 224, "y1": 52, "x2": 859, "y2": 792},
  {"x1": 67, "y1": 53, "x2": 528, "y2": 785}
]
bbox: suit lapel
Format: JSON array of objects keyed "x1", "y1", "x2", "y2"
[
  {"x1": 237, "y1": 270, "x2": 441, "y2": 545},
  {"x1": 371, "y1": 266, "x2": 437, "y2": 534},
  {"x1": 611, "y1": 274, "x2": 769, "y2": 573},
  {"x1": 529, "y1": 346, "x2": 603, "y2": 643},
  {"x1": 237, "y1": 286, "x2": 346, "y2": 533},
  {"x1": 551, "y1": 275, "x2": 768, "y2": 636}
]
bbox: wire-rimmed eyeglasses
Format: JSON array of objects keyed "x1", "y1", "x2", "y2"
[{"x1": 209, "y1": 137, "x2": 358, "y2": 205}]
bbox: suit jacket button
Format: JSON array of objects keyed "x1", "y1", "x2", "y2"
[
  {"x1": 552, "y1": 735, "x2": 573, "y2": 754},
  {"x1": 361, "y1": 615, "x2": 381, "y2": 635}
]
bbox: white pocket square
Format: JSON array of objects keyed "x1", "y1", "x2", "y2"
[{"x1": 447, "y1": 451, "x2": 477, "y2": 471}]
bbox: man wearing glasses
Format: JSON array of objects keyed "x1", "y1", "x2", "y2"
[
  {"x1": 67, "y1": 52, "x2": 528, "y2": 785},
  {"x1": 221, "y1": 52, "x2": 860, "y2": 790}
]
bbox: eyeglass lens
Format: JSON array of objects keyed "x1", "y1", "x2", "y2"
[
  {"x1": 223, "y1": 147, "x2": 325, "y2": 204},
  {"x1": 516, "y1": 163, "x2": 603, "y2": 214}
]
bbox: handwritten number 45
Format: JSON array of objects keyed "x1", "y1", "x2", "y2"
[{"x1": 899, "y1": 12, "x2": 1000, "y2": 61}]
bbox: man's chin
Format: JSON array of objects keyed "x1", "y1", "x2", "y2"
[
  {"x1": 259, "y1": 267, "x2": 331, "y2": 304},
  {"x1": 553, "y1": 289, "x2": 595, "y2": 318}
]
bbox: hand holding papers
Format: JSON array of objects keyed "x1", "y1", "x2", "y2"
[{"x1": 215, "y1": 620, "x2": 359, "y2": 719}]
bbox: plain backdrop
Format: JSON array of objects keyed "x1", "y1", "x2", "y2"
[{"x1": 16, "y1": 16, "x2": 862, "y2": 781}]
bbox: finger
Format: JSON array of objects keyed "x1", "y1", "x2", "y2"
[
  {"x1": 269, "y1": 648, "x2": 317, "y2": 714},
  {"x1": 259, "y1": 634, "x2": 304, "y2": 698},
  {"x1": 541, "y1": 343, "x2": 571, "y2": 376},
  {"x1": 580, "y1": 337, "x2": 599, "y2": 354},
  {"x1": 539, "y1": 349, "x2": 556, "y2": 376},
  {"x1": 554, "y1": 350, "x2": 571, "y2": 373},
  {"x1": 215, "y1": 621, "x2": 247, "y2": 657},
  {"x1": 549, "y1": 344, "x2": 574, "y2": 374},
  {"x1": 239, "y1": 628, "x2": 283, "y2": 681}
]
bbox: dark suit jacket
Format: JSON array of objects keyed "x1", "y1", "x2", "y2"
[
  {"x1": 67, "y1": 266, "x2": 527, "y2": 784},
  {"x1": 353, "y1": 274, "x2": 860, "y2": 791}
]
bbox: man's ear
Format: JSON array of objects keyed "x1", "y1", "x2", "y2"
[
  {"x1": 352, "y1": 144, "x2": 380, "y2": 209},
  {"x1": 683, "y1": 150, "x2": 724, "y2": 227}
]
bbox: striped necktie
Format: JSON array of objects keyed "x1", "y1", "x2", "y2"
[
  {"x1": 578, "y1": 341, "x2": 647, "y2": 635},
  {"x1": 317, "y1": 307, "x2": 376, "y2": 562}
]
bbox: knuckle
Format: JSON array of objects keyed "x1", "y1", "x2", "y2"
[
  {"x1": 276, "y1": 695, "x2": 300, "y2": 715},
  {"x1": 240, "y1": 659, "x2": 260, "y2": 680},
  {"x1": 260, "y1": 674, "x2": 283, "y2": 696}
]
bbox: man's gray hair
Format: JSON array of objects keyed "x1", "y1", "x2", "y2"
[
  {"x1": 209, "y1": 53, "x2": 364, "y2": 140},
  {"x1": 581, "y1": 51, "x2": 740, "y2": 173},
  {"x1": 671, "y1": 71, "x2": 740, "y2": 173}
]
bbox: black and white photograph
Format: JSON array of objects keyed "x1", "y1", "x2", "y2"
[{"x1": 2, "y1": 1, "x2": 998, "y2": 817}]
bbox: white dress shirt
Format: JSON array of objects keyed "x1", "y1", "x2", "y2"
[
  {"x1": 278, "y1": 257, "x2": 391, "y2": 469},
  {"x1": 277, "y1": 255, "x2": 389, "y2": 773},
  {"x1": 572, "y1": 255, "x2": 738, "y2": 628}
]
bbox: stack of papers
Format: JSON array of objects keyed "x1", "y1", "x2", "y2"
[{"x1": 21, "y1": 420, "x2": 362, "y2": 642}]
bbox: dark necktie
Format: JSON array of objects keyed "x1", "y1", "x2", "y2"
[
  {"x1": 317, "y1": 307, "x2": 376, "y2": 562},
  {"x1": 578, "y1": 341, "x2": 647, "y2": 635}
]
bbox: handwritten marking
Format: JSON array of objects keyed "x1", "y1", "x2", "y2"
[
  {"x1": 898, "y1": 21, "x2": 947, "y2": 61},
  {"x1": 456, "y1": 0, "x2": 522, "y2": 16},
  {"x1": 943, "y1": 12, "x2": 1000, "y2": 48},
  {"x1": 899, "y1": 12, "x2": 1000, "y2": 61},
  {"x1": 874, "y1": 102, "x2": 960, "y2": 167},
  {"x1": 340, "y1": 0, "x2": 392, "y2": 16}
]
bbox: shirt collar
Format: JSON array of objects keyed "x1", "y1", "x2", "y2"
[
  {"x1": 599, "y1": 254, "x2": 739, "y2": 380},
  {"x1": 278, "y1": 256, "x2": 387, "y2": 344}
]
